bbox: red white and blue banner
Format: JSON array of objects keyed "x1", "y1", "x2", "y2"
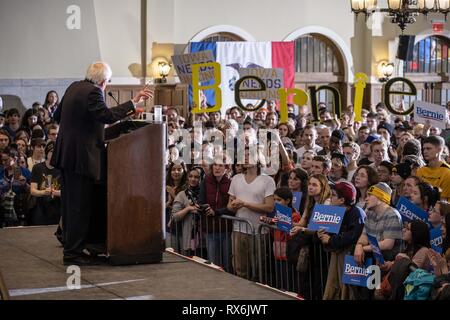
[{"x1": 189, "y1": 41, "x2": 294, "y2": 108}]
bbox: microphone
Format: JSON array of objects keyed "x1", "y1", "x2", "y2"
[
  {"x1": 108, "y1": 91, "x2": 120, "y2": 105},
  {"x1": 107, "y1": 92, "x2": 142, "y2": 132}
]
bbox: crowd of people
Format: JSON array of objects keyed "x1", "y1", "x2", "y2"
[
  {"x1": 1, "y1": 88, "x2": 450, "y2": 299},
  {"x1": 0, "y1": 91, "x2": 62, "y2": 242},
  {"x1": 165, "y1": 99, "x2": 450, "y2": 300}
]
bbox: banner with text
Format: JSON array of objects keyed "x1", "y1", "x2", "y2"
[
  {"x1": 430, "y1": 227, "x2": 443, "y2": 254},
  {"x1": 274, "y1": 203, "x2": 293, "y2": 233},
  {"x1": 307, "y1": 204, "x2": 345, "y2": 234},
  {"x1": 172, "y1": 50, "x2": 215, "y2": 84},
  {"x1": 396, "y1": 196, "x2": 430, "y2": 226},
  {"x1": 342, "y1": 255, "x2": 373, "y2": 288},
  {"x1": 367, "y1": 233, "x2": 385, "y2": 265},
  {"x1": 414, "y1": 101, "x2": 448, "y2": 130},
  {"x1": 237, "y1": 68, "x2": 284, "y2": 100},
  {"x1": 292, "y1": 192, "x2": 302, "y2": 212}
]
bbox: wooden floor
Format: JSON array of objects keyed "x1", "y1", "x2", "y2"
[{"x1": 0, "y1": 226, "x2": 293, "y2": 300}]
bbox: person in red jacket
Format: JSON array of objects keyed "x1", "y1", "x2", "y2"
[{"x1": 199, "y1": 159, "x2": 233, "y2": 272}]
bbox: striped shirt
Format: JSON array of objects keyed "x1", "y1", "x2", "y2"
[{"x1": 363, "y1": 206, "x2": 403, "y2": 260}]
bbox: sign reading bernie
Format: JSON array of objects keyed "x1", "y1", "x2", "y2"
[
  {"x1": 414, "y1": 101, "x2": 448, "y2": 129},
  {"x1": 274, "y1": 203, "x2": 293, "y2": 233},
  {"x1": 396, "y1": 196, "x2": 430, "y2": 226},
  {"x1": 342, "y1": 255, "x2": 373, "y2": 288},
  {"x1": 307, "y1": 204, "x2": 345, "y2": 234}
]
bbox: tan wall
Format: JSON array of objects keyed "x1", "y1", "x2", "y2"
[{"x1": 1, "y1": 0, "x2": 449, "y2": 83}]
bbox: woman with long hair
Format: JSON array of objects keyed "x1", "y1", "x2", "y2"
[
  {"x1": 165, "y1": 161, "x2": 187, "y2": 251},
  {"x1": 171, "y1": 167, "x2": 204, "y2": 256},
  {"x1": 296, "y1": 173, "x2": 332, "y2": 228},
  {"x1": 290, "y1": 173, "x2": 332, "y2": 300},
  {"x1": 20, "y1": 109, "x2": 43, "y2": 137},
  {"x1": 408, "y1": 181, "x2": 440, "y2": 213},
  {"x1": 377, "y1": 220, "x2": 432, "y2": 300},
  {"x1": 353, "y1": 165, "x2": 379, "y2": 208},
  {"x1": 287, "y1": 168, "x2": 308, "y2": 213},
  {"x1": 43, "y1": 90, "x2": 59, "y2": 118}
]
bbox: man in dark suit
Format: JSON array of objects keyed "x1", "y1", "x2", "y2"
[{"x1": 52, "y1": 61, "x2": 153, "y2": 265}]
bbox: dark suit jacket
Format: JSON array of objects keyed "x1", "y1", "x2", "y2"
[{"x1": 51, "y1": 80, "x2": 134, "y2": 180}]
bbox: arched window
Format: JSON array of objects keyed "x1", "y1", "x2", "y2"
[
  {"x1": 201, "y1": 32, "x2": 244, "y2": 42},
  {"x1": 403, "y1": 35, "x2": 450, "y2": 105},
  {"x1": 294, "y1": 34, "x2": 347, "y2": 109}
]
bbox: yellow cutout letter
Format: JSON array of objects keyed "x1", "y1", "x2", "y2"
[
  {"x1": 353, "y1": 73, "x2": 368, "y2": 122},
  {"x1": 278, "y1": 88, "x2": 309, "y2": 124},
  {"x1": 192, "y1": 62, "x2": 222, "y2": 114}
]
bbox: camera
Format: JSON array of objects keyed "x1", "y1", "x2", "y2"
[{"x1": 198, "y1": 204, "x2": 209, "y2": 214}]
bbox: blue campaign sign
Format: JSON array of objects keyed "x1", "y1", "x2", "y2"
[
  {"x1": 367, "y1": 233, "x2": 385, "y2": 265},
  {"x1": 396, "y1": 197, "x2": 430, "y2": 225},
  {"x1": 430, "y1": 227, "x2": 443, "y2": 254},
  {"x1": 274, "y1": 203, "x2": 292, "y2": 233},
  {"x1": 342, "y1": 255, "x2": 373, "y2": 288},
  {"x1": 307, "y1": 204, "x2": 346, "y2": 234},
  {"x1": 292, "y1": 192, "x2": 302, "y2": 212}
]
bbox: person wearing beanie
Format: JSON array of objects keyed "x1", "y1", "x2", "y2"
[
  {"x1": 319, "y1": 181, "x2": 366, "y2": 300},
  {"x1": 378, "y1": 122, "x2": 394, "y2": 147},
  {"x1": 329, "y1": 129, "x2": 345, "y2": 154},
  {"x1": 329, "y1": 152, "x2": 349, "y2": 183},
  {"x1": 29, "y1": 140, "x2": 62, "y2": 226},
  {"x1": 402, "y1": 139, "x2": 422, "y2": 160},
  {"x1": 358, "y1": 134, "x2": 381, "y2": 166},
  {"x1": 353, "y1": 182, "x2": 402, "y2": 273}
]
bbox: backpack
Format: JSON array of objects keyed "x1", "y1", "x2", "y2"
[{"x1": 403, "y1": 268, "x2": 435, "y2": 300}]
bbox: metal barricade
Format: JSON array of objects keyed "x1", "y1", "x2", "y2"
[
  {"x1": 166, "y1": 210, "x2": 332, "y2": 299},
  {"x1": 256, "y1": 223, "x2": 331, "y2": 299},
  {"x1": 166, "y1": 211, "x2": 257, "y2": 281}
]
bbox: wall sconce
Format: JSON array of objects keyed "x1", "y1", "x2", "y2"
[
  {"x1": 379, "y1": 62, "x2": 395, "y2": 82},
  {"x1": 155, "y1": 61, "x2": 171, "y2": 83}
]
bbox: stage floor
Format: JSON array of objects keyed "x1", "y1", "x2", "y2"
[{"x1": 0, "y1": 226, "x2": 293, "y2": 300}]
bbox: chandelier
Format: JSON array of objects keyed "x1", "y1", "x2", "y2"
[{"x1": 351, "y1": 0, "x2": 450, "y2": 32}]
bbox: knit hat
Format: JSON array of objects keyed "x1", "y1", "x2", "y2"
[
  {"x1": 331, "y1": 152, "x2": 350, "y2": 167},
  {"x1": 377, "y1": 122, "x2": 394, "y2": 136},
  {"x1": 332, "y1": 129, "x2": 345, "y2": 142},
  {"x1": 403, "y1": 139, "x2": 421, "y2": 157},
  {"x1": 367, "y1": 182, "x2": 392, "y2": 204},
  {"x1": 332, "y1": 181, "x2": 357, "y2": 205},
  {"x1": 365, "y1": 134, "x2": 381, "y2": 144},
  {"x1": 392, "y1": 162, "x2": 412, "y2": 180}
]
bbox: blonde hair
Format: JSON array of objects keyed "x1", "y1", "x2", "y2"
[{"x1": 85, "y1": 62, "x2": 112, "y2": 85}]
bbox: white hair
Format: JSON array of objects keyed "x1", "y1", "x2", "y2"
[{"x1": 85, "y1": 62, "x2": 112, "y2": 85}]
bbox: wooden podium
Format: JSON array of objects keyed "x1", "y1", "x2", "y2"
[{"x1": 106, "y1": 121, "x2": 165, "y2": 265}]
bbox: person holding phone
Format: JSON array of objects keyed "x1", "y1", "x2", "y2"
[
  {"x1": 29, "y1": 141, "x2": 61, "y2": 226},
  {"x1": 0, "y1": 148, "x2": 31, "y2": 227}
]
